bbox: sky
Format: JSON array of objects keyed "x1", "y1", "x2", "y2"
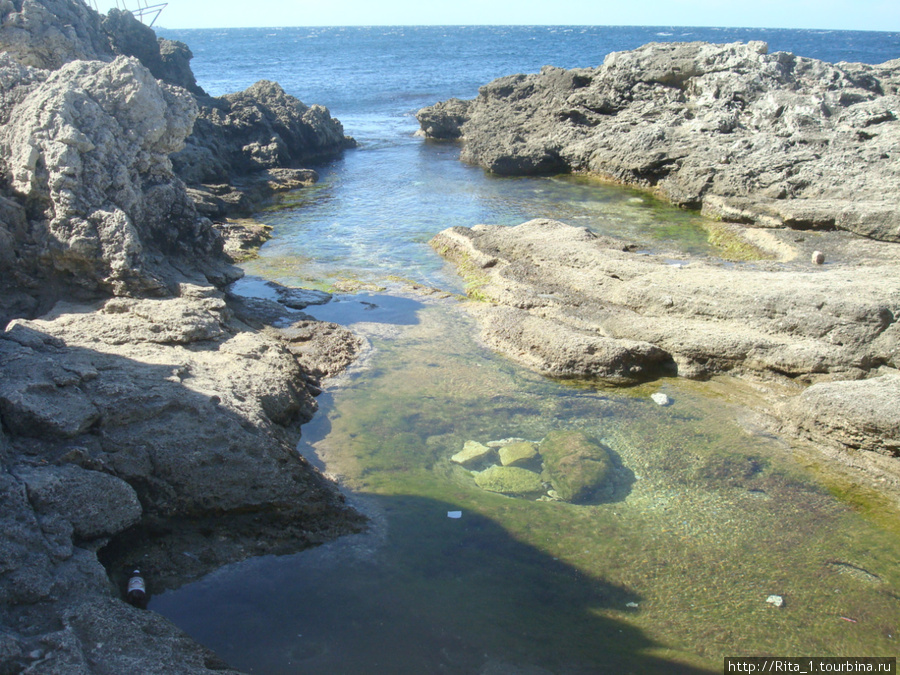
[{"x1": 89, "y1": 0, "x2": 900, "y2": 32}]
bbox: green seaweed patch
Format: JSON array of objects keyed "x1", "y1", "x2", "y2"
[
  {"x1": 701, "y1": 221, "x2": 770, "y2": 262},
  {"x1": 431, "y1": 244, "x2": 493, "y2": 302}
]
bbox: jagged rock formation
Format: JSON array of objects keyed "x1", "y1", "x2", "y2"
[
  {"x1": 0, "y1": 52, "x2": 231, "y2": 323},
  {"x1": 0, "y1": 2, "x2": 364, "y2": 673},
  {"x1": 173, "y1": 80, "x2": 356, "y2": 213},
  {"x1": 418, "y1": 41, "x2": 900, "y2": 242}
]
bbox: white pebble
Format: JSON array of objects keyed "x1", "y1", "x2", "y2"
[{"x1": 651, "y1": 393, "x2": 671, "y2": 406}]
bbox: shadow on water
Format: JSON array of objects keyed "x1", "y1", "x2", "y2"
[{"x1": 149, "y1": 493, "x2": 715, "y2": 675}]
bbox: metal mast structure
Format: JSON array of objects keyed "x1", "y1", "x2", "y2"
[{"x1": 85, "y1": 0, "x2": 168, "y2": 27}]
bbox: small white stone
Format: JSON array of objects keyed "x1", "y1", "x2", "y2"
[
  {"x1": 766, "y1": 594, "x2": 784, "y2": 608},
  {"x1": 651, "y1": 393, "x2": 671, "y2": 406},
  {"x1": 811, "y1": 250, "x2": 825, "y2": 265}
]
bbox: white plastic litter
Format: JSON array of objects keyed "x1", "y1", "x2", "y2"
[{"x1": 447, "y1": 511, "x2": 462, "y2": 519}]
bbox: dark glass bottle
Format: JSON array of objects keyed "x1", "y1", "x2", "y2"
[{"x1": 126, "y1": 569, "x2": 147, "y2": 609}]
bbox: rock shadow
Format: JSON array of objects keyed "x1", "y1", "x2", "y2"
[{"x1": 148, "y1": 493, "x2": 715, "y2": 675}]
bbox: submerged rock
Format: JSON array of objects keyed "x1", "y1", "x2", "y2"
[
  {"x1": 452, "y1": 440, "x2": 496, "y2": 468},
  {"x1": 498, "y1": 441, "x2": 539, "y2": 468},
  {"x1": 539, "y1": 430, "x2": 615, "y2": 503},
  {"x1": 473, "y1": 465, "x2": 545, "y2": 496},
  {"x1": 651, "y1": 393, "x2": 671, "y2": 406}
]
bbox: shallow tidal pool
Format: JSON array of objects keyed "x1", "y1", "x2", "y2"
[{"x1": 151, "y1": 291, "x2": 900, "y2": 674}]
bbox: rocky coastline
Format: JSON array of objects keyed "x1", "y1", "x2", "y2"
[
  {"x1": 418, "y1": 40, "x2": 900, "y2": 242},
  {"x1": 1, "y1": 1, "x2": 363, "y2": 672},
  {"x1": 420, "y1": 42, "x2": 899, "y2": 487}
]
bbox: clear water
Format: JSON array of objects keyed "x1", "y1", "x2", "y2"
[{"x1": 149, "y1": 27, "x2": 900, "y2": 673}]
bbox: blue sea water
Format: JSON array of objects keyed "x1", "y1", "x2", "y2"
[
  {"x1": 146, "y1": 26, "x2": 900, "y2": 674},
  {"x1": 155, "y1": 26, "x2": 900, "y2": 291}
]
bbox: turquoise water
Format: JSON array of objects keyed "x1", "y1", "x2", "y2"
[{"x1": 148, "y1": 27, "x2": 900, "y2": 673}]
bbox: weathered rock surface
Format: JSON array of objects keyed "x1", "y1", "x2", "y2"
[
  {"x1": 0, "y1": 287, "x2": 366, "y2": 673},
  {"x1": 0, "y1": 51, "x2": 235, "y2": 324},
  {"x1": 173, "y1": 81, "x2": 356, "y2": 187},
  {"x1": 0, "y1": 2, "x2": 364, "y2": 672},
  {"x1": 432, "y1": 219, "x2": 900, "y2": 383},
  {"x1": 786, "y1": 374, "x2": 900, "y2": 457},
  {"x1": 418, "y1": 41, "x2": 900, "y2": 242},
  {"x1": 432, "y1": 218, "x2": 900, "y2": 470}
]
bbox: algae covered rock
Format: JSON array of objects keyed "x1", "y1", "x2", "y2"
[
  {"x1": 498, "y1": 441, "x2": 539, "y2": 468},
  {"x1": 473, "y1": 465, "x2": 545, "y2": 496},
  {"x1": 539, "y1": 430, "x2": 614, "y2": 503},
  {"x1": 451, "y1": 440, "x2": 495, "y2": 468}
]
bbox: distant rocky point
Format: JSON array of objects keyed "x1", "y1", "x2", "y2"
[{"x1": 418, "y1": 40, "x2": 900, "y2": 242}]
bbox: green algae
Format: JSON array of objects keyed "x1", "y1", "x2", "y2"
[{"x1": 305, "y1": 297, "x2": 900, "y2": 669}]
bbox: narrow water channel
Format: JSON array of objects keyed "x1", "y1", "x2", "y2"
[{"x1": 149, "y1": 126, "x2": 900, "y2": 672}]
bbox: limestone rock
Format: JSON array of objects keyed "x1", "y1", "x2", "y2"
[
  {"x1": 539, "y1": 430, "x2": 614, "y2": 503},
  {"x1": 498, "y1": 441, "x2": 538, "y2": 468},
  {"x1": 473, "y1": 465, "x2": 545, "y2": 496},
  {"x1": 451, "y1": 440, "x2": 495, "y2": 468},
  {"x1": 419, "y1": 41, "x2": 900, "y2": 242},
  {"x1": 651, "y1": 393, "x2": 671, "y2": 406},
  {"x1": 0, "y1": 53, "x2": 237, "y2": 324},
  {"x1": 786, "y1": 374, "x2": 900, "y2": 457},
  {"x1": 13, "y1": 464, "x2": 141, "y2": 541},
  {"x1": 173, "y1": 81, "x2": 356, "y2": 185},
  {"x1": 431, "y1": 219, "x2": 900, "y2": 383}
]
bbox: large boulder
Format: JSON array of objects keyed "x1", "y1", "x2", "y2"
[
  {"x1": 539, "y1": 431, "x2": 615, "y2": 503},
  {"x1": 173, "y1": 80, "x2": 356, "y2": 185},
  {"x1": 419, "y1": 41, "x2": 900, "y2": 242},
  {"x1": 0, "y1": 53, "x2": 237, "y2": 323}
]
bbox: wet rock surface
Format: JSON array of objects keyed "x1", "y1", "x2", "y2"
[
  {"x1": 418, "y1": 41, "x2": 900, "y2": 242},
  {"x1": 452, "y1": 431, "x2": 630, "y2": 503}
]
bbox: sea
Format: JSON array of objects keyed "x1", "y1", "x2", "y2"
[{"x1": 147, "y1": 26, "x2": 900, "y2": 674}]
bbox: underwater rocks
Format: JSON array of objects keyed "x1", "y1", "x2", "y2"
[
  {"x1": 418, "y1": 41, "x2": 900, "y2": 242},
  {"x1": 452, "y1": 431, "x2": 621, "y2": 504}
]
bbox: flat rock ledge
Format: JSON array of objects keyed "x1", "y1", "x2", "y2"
[
  {"x1": 430, "y1": 218, "x2": 900, "y2": 471},
  {"x1": 418, "y1": 41, "x2": 900, "y2": 242}
]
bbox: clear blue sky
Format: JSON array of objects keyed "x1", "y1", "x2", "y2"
[{"x1": 93, "y1": 0, "x2": 900, "y2": 32}]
